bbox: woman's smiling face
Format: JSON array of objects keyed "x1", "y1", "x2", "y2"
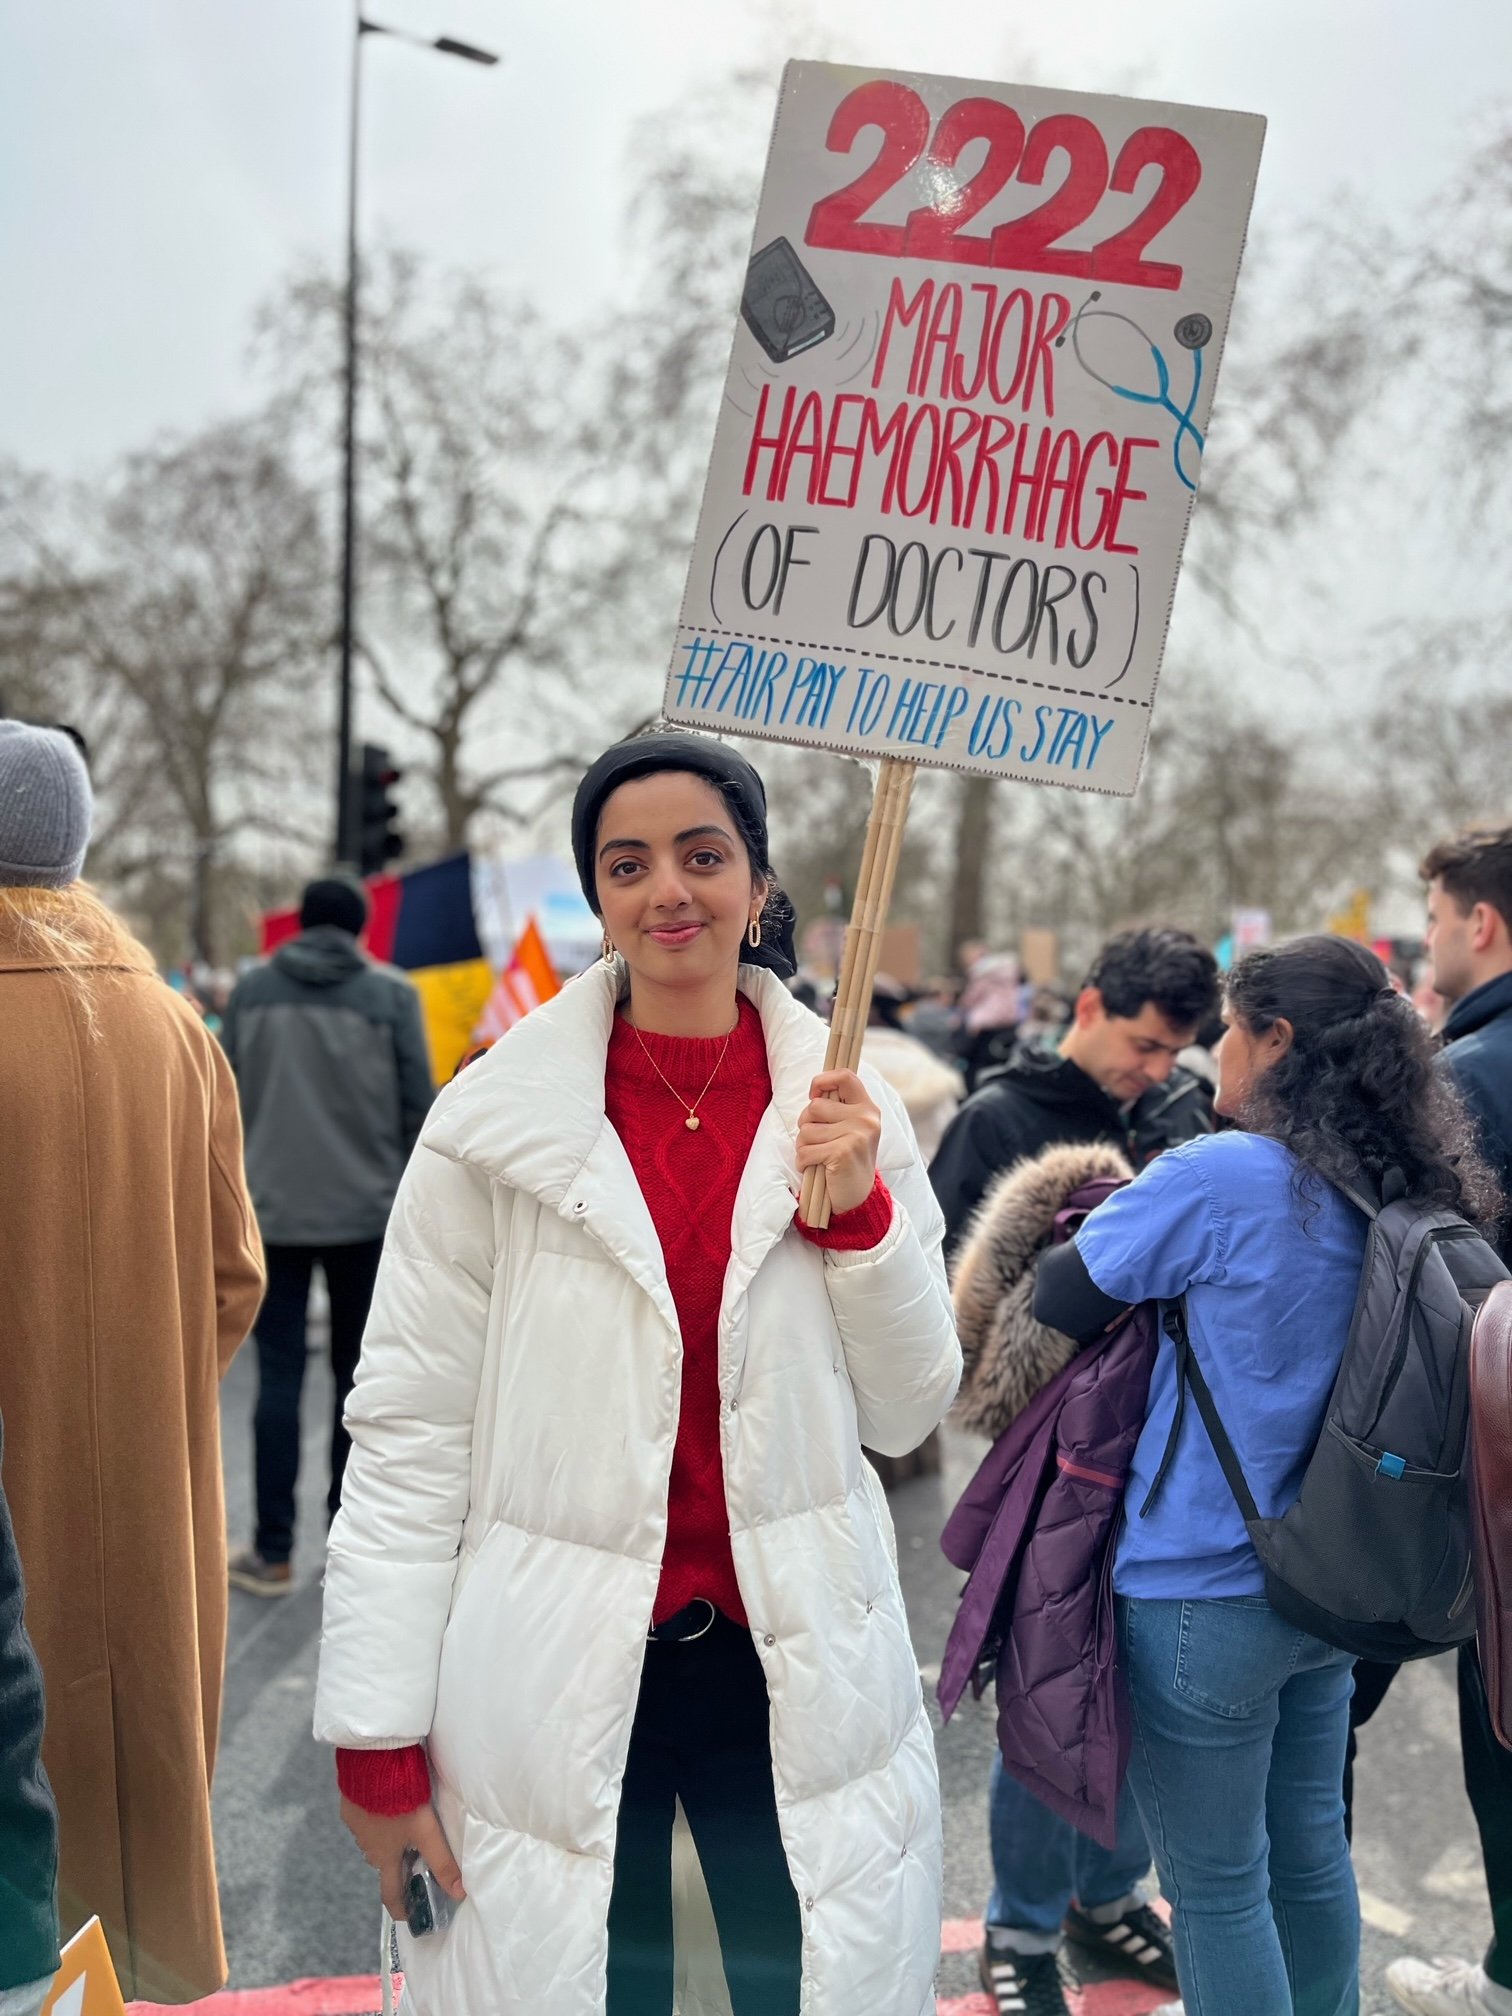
[{"x1": 595, "y1": 771, "x2": 764, "y2": 993}]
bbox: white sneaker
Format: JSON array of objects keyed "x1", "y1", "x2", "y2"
[{"x1": 1386, "y1": 1957, "x2": 1512, "y2": 2016}]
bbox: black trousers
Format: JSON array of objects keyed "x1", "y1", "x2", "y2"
[
  {"x1": 1346, "y1": 1642, "x2": 1512, "y2": 1991},
  {"x1": 606, "y1": 1613, "x2": 803, "y2": 2016},
  {"x1": 251, "y1": 1239, "x2": 383, "y2": 1565}
]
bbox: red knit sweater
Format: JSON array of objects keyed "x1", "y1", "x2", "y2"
[{"x1": 336, "y1": 995, "x2": 894, "y2": 1815}]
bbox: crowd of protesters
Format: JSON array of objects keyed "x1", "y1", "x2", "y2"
[{"x1": 1, "y1": 711, "x2": 1510, "y2": 2016}]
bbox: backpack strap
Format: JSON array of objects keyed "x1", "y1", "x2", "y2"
[
  {"x1": 1139, "y1": 1297, "x2": 1261, "y2": 1525},
  {"x1": 1138, "y1": 1305, "x2": 1188, "y2": 1517},
  {"x1": 1332, "y1": 1164, "x2": 1407, "y2": 1219}
]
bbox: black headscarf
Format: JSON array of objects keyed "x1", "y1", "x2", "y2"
[{"x1": 570, "y1": 731, "x2": 796, "y2": 976}]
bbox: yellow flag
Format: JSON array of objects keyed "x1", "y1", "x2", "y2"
[
  {"x1": 40, "y1": 1919, "x2": 127, "y2": 2016},
  {"x1": 1326, "y1": 888, "x2": 1371, "y2": 942},
  {"x1": 408, "y1": 955, "x2": 496, "y2": 1082}
]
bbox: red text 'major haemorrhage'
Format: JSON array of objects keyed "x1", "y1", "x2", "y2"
[{"x1": 741, "y1": 383, "x2": 1158, "y2": 552}]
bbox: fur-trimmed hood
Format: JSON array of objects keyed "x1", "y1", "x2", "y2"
[{"x1": 950, "y1": 1141, "x2": 1132, "y2": 1441}]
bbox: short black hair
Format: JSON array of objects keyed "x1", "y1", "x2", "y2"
[
  {"x1": 300, "y1": 875, "x2": 369, "y2": 937},
  {"x1": 1084, "y1": 927, "x2": 1218, "y2": 1031},
  {"x1": 1421, "y1": 825, "x2": 1512, "y2": 931}
]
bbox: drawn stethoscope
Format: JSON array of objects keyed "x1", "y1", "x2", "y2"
[{"x1": 1061, "y1": 292, "x2": 1212, "y2": 492}]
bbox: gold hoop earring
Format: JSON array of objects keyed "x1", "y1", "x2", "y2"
[
  {"x1": 602, "y1": 933, "x2": 616, "y2": 965},
  {"x1": 748, "y1": 916, "x2": 762, "y2": 950}
]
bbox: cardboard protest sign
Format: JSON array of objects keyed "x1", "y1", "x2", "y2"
[{"x1": 665, "y1": 63, "x2": 1264, "y2": 795}]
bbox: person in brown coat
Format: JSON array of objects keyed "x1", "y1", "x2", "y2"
[{"x1": 0, "y1": 719, "x2": 265, "y2": 2002}]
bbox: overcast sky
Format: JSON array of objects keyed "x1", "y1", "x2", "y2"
[{"x1": 6, "y1": 0, "x2": 1511, "y2": 475}]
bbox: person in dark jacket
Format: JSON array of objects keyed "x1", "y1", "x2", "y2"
[
  {"x1": 939, "y1": 1143, "x2": 1154, "y2": 1855},
  {"x1": 0, "y1": 1416, "x2": 60, "y2": 2016},
  {"x1": 222, "y1": 876, "x2": 435, "y2": 1595},
  {"x1": 931, "y1": 927, "x2": 1219, "y2": 1263},
  {"x1": 1037, "y1": 935, "x2": 1502, "y2": 2016},
  {"x1": 929, "y1": 927, "x2": 1218, "y2": 2016},
  {"x1": 1378, "y1": 826, "x2": 1512, "y2": 2016}
]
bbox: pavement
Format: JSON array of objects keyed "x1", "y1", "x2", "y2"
[{"x1": 183, "y1": 1338, "x2": 1495, "y2": 2014}]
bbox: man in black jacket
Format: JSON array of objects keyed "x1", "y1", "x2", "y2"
[
  {"x1": 0, "y1": 1416, "x2": 59, "y2": 2016},
  {"x1": 932, "y1": 927, "x2": 1219, "y2": 1257},
  {"x1": 1385, "y1": 826, "x2": 1512, "y2": 2016},
  {"x1": 221, "y1": 876, "x2": 434, "y2": 1596},
  {"x1": 931, "y1": 927, "x2": 1219, "y2": 2016}
]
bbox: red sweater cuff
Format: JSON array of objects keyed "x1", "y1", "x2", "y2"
[
  {"x1": 336, "y1": 1743, "x2": 432, "y2": 1816},
  {"x1": 797, "y1": 1175, "x2": 895, "y2": 1252}
]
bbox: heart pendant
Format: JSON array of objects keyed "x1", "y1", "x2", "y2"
[{"x1": 685, "y1": 1115, "x2": 701, "y2": 1132}]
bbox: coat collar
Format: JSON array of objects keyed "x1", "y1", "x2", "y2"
[
  {"x1": 1443, "y1": 969, "x2": 1512, "y2": 1046},
  {"x1": 424, "y1": 963, "x2": 915, "y2": 1327},
  {"x1": 427, "y1": 961, "x2": 916, "y2": 1190},
  {"x1": 0, "y1": 901, "x2": 156, "y2": 975}
]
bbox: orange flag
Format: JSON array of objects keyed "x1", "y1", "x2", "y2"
[
  {"x1": 473, "y1": 916, "x2": 562, "y2": 1045},
  {"x1": 42, "y1": 1918, "x2": 127, "y2": 2016}
]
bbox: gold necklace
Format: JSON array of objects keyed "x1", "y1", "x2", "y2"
[{"x1": 630, "y1": 1023, "x2": 735, "y2": 1132}]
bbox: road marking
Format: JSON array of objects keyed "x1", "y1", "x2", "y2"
[
  {"x1": 133, "y1": 1988, "x2": 1176, "y2": 2016},
  {"x1": 139, "y1": 1916, "x2": 1191, "y2": 2011},
  {"x1": 127, "y1": 1931, "x2": 1178, "y2": 2016},
  {"x1": 1423, "y1": 1843, "x2": 1486, "y2": 1901},
  {"x1": 1358, "y1": 1888, "x2": 1414, "y2": 1938},
  {"x1": 128, "y1": 1986, "x2": 391, "y2": 2015}
]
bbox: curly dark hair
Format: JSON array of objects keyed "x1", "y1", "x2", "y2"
[
  {"x1": 1226, "y1": 935, "x2": 1504, "y2": 1230},
  {"x1": 1085, "y1": 926, "x2": 1219, "y2": 1031}
]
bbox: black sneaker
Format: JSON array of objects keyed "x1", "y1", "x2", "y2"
[
  {"x1": 979, "y1": 1943, "x2": 1072, "y2": 2016},
  {"x1": 1063, "y1": 1899, "x2": 1178, "y2": 1992}
]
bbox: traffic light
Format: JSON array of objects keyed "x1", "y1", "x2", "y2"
[{"x1": 357, "y1": 743, "x2": 404, "y2": 877}]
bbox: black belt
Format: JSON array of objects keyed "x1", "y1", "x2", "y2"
[{"x1": 648, "y1": 1598, "x2": 717, "y2": 1644}]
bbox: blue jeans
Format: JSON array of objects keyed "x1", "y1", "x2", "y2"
[
  {"x1": 1117, "y1": 1594, "x2": 1359, "y2": 2016},
  {"x1": 985, "y1": 1753, "x2": 1152, "y2": 1949}
]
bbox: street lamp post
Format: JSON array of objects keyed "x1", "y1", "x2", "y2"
[{"x1": 333, "y1": 9, "x2": 499, "y2": 868}]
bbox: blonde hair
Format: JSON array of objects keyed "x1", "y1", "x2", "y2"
[{"x1": 0, "y1": 883, "x2": 152, "y2": 1034}]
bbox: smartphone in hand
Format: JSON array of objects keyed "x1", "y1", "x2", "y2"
[{"x1": 400, "y1": 1847, "x2": 457, "y2": 1937}]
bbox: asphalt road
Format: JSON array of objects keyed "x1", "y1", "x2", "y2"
[{"x1": 214, "y1": 1341, "x2": 1493, "y2": 2010}]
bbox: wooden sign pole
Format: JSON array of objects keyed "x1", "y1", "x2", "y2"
[{"x1": 799, "y1": 757, "x2": 916, "y2": 1229}]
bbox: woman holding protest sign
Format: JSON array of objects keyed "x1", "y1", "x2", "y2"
[{"x1": 315, "y1": 728, "x2": 961, "y2": 2016}]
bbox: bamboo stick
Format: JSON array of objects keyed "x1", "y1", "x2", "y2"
[
  {"x1": 798, "y1": 769, "x2": 886, "y2": 1223},
  {"x1": 823, "y1": 763, "x2": 890, "y2": 1059},
  {"x1": 797, "y1": 764, "x2": 891, "y2": 1223},
  {"x1": 800, "y1": 759, "x2": 916, "y2": 1228}
]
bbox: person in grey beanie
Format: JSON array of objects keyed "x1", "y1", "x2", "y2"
[
  {"x1": 0, "y1": 719, "x2": 265, "y2": 1999},
  {"x1": 222, "y1": 875, "x2": 434, "y2": 1595},
  {"x1": 0, "y1": 718, "x2": 93, "y2": 887}
]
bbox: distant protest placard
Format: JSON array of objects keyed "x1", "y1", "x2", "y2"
[{"x1": 665, "y1": 63, "x2": 1265, "y2": 795}]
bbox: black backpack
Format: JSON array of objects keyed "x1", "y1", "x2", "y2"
[{"x1": 1143, "y1": 1170, "x2": 1509, "y2": 1661}]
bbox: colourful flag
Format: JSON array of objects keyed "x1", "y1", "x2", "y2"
[
  {"x1": 474, "y1": 917, "x2": 561, "y2": 1044},
  {"x1": 43, "y1": 1916, "x2": 127, "y2": 2016},
  {"x1": 258, "y1": 854, "x2": 491, "y2": 1080}
]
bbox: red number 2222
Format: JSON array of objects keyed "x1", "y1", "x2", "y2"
[{"x1": 804, "y1": 82, "x2": 1201, "y2": 291}]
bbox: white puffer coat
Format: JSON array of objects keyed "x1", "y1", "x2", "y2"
[{"x1": 314, "y1": 963, "x2": 962, "y2": 2015}]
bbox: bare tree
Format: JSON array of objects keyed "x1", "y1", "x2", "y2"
[
  {"x1": 970, "y1": 661, "x2": 1392, "y2": 976},
  {"x1": 262, "y1": 253, "x2": 657, "y2": 853},
  {"x1": 1369, "y1": 627, "x2": 1512, "y2": 846},
  {"x1": 0, "y1": 417, "x2": 327, "y2": 962}
]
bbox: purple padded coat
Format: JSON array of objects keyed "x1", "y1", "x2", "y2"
[{"x1": 937, "y1": 1175, "x2": 1156, "y2": 1850}]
